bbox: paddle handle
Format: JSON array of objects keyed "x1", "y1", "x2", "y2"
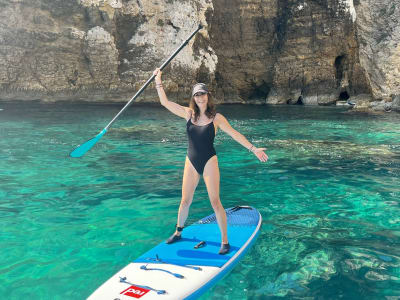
[{"x1": 104, "y1": 24, "x2": 203, "y2": 130}]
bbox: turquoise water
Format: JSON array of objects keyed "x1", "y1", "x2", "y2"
[{"x1": 1, "y1": 102, "x2": 399, "y2": 299}]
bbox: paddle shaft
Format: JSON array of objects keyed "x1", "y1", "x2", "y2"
[{"x1": 104, "y1": 24, "x2": 202, "y2": 131}]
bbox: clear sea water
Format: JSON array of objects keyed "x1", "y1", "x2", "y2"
[{"x1": 1, "y1": 102, "x2": 399, "y2": 299}]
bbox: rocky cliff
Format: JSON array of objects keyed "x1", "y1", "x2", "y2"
[{"x1": 0, "y1": 0, "x2": 399, "y2": 110}]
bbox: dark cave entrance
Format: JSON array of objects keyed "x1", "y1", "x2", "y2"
[
  {"x1": 334, "y1": 55, "x2": 346, "y2": 86},
  {"x1": 248, "y1": 82, "x2": 270, "y2": 101},
  {"x1": 339, "y1": 91, "x2": 350, "y2": 100},
  {"x1": 286, "y1": 96, "x2": 303, "y2": 105}
]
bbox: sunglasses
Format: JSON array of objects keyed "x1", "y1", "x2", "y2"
[{"x1": 194, "y1": 92, "x2": 207, "y2": 97}]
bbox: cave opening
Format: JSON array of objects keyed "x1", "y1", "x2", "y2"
[
  {"x1": 339, "y1": 91, "x2": 350, "y2": 100},
  {"x1": 334, "y1": 55, "x2": 345, "y2": 85},
  {"x1": 286, "y1": 96, "x2": 303, "y2": 105},
  {"x1": 248, "y1": 82, "x2": 270, "y2": 101},
  {"x1": 296, "y1": 96, "x2": 304, "y2": 105}
]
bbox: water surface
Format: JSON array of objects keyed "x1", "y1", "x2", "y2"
[{"x1": 0, "y1": 102, "x2": 399, "y2": 299}]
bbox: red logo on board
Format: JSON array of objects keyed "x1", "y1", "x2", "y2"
[{"x1": 120, "y1": 285, "x2": 150, "y2": 298}]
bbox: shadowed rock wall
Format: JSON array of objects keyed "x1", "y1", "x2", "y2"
[
  {"x1": 208, "y1": 0, "x2": 370, "y2": 105},
  {"x1": 0, "y1": 0, "x2": 399, "y2": 109},
  {"x1": 355, "y1": 0, "x2": 400, "y2": 101}
]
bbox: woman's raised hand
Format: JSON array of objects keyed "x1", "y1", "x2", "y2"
[
  {"x1": 252, "y1": 147, "x2": 268, "y2": 162},
  {"x1": 153, "y1": 68, "x2": 162, "y2": 84}
]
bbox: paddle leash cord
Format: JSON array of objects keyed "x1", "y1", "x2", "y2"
[
  {"x1": 140, "y1": 264, "x2": 184, "y2": 279},
  {"x1": 144, "y1": 254, "x2": 202, "y2": 271}
]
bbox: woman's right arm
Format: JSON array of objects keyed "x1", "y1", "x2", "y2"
[{"x1": 154, "y1": 68, "x2": 189, "y2": 119}]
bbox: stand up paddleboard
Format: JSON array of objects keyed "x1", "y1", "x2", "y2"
[{"x1": 88, "y1": 206, "x2": 262, "y2": 300}]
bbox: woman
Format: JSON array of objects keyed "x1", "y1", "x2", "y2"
[{"x1": 153, "y1": 68, "x2": 268, "y2": 255}]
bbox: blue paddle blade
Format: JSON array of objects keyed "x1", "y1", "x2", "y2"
[{"x1": 70, "y1": 129, "x2": 107, "y2": 158}]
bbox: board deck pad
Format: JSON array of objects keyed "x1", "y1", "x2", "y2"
[{"x1": 135, "y1": 206, "x2": 260, "y2": 267}]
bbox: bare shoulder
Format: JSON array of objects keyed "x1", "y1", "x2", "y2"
[{"x1": 214, "y1": 113, "x2": 228, "y2": 124}]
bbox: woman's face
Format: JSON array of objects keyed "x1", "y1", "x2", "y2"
[{"x1": 193, "y1": 92, "x2": 208, "y2": 107}]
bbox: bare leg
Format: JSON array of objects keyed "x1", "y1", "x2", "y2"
[
  {"x1": 203, "y1": 156, "x2": 228, "y2": 244},
  {"x1": 174, "y1": 156, "x2": 200, "y2": 236}
]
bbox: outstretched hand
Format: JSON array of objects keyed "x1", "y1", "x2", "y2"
[
  {"x1": 252, "y1": 147, "x2": 268, "y2": 162},
  {"x1": 153, "y1": 68, "x2": 162, "y2": 84}
]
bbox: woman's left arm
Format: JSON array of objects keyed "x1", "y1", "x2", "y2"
[{"x1": 215, "y1": 113, "x2": 268, "y2": 162}]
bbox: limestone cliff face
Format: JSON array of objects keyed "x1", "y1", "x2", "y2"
[
  {"x1": 355, "y1": 0, "x2": 400, "y2": 101},
  {"x1": 208, "y1": 0, "x2": 369, "y2": 105},
  {"x1": 0, "y1": 0, "x2": 399, "y2": 110},
  {"x1": 0, "y1": 0, "x2": 215, "y2": 102}
]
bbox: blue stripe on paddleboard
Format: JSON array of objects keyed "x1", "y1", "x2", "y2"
[{"x1": 134, "y1": 207, "x2": 260, "y2": 268}]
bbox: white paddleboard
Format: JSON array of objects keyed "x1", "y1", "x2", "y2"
[{"x1": 88, "y1": 206, "x2": 262, "y2": 299}]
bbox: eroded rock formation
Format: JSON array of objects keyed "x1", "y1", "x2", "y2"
[
  {"x1": 0, "y1": 0, "x2": 399, "y2": 110},
  {"x1": 353, "y1": 0, "x2": 400, "y2": 111}
]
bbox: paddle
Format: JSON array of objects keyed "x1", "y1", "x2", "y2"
[{"x1": 70, "y1": 24, "x2": 203, "y2": 158}]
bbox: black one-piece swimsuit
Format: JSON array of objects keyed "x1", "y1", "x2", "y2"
[{"x1": 186, "y1": 117, "x2": 216, "y2": 175}]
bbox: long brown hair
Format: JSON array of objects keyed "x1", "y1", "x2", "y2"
[{"x1": 189, "y1": 92, "x2": 216, "y2": 122}]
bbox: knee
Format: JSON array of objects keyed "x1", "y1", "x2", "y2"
[
  {"x1": 180, "y1": 197, "x2": 192, "y2": 208},
  {"x1": 209, "y1": 197, "x2": 222, "y2": 209}
]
